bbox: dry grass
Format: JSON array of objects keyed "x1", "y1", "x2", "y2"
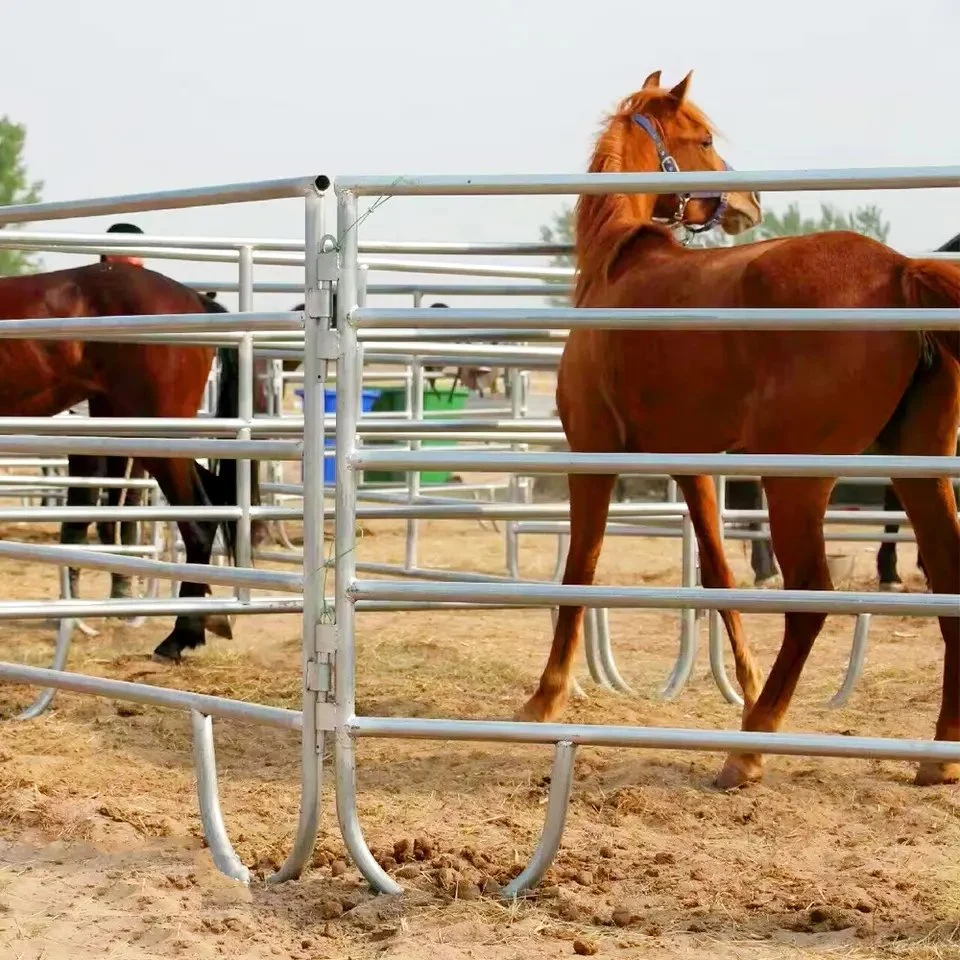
[{"x1": 0, "y1": 496, "x2": 956, "y2": 958}]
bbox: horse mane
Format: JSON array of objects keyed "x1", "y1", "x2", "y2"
[{"x1": 572, "y1": 89, "x2": 717, "y2": 305}]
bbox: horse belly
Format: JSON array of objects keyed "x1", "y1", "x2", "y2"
[{"x1": 606, "y1": 330, "x2": 753, "y2": 453}]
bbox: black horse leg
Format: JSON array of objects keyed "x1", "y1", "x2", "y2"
[
  {"x1": 726, "y1": 478, "x2": 778, "y2": 585},
  {"x1": 60, "y1": 454, "x2": 106, "y2": 598},
  {"x1": 877, "y1": 483, "x2": 903, "y2": 590},
  {"x1": 139, "y1": 457, "x2": 231, "y2": 662},
  {"x1": 95, "y1": 457, "x2": 143, "y2": 600}
]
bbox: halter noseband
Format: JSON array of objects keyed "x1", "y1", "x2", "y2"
[{"x1": 631, "y1": 113, "x2": 729, "y2": 235}]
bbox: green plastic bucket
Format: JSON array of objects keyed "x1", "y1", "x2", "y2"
[{"x1": 363, "y1": 382, "x2": 469, "y2": 485}]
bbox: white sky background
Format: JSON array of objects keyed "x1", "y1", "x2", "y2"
[{"x1": 2, "y1": 0, "x2": 958, "y2": 311}]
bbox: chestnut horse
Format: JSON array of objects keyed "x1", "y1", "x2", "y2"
[
  {"x1": 517, "y1": 71, "x2": 960, "y2": 789},
  {"x1": 740, "y1": 229, "x2": 960, "y2": 592},
  {"x1": 0, "y1": 261, "x2": 257, "y2": 662}
]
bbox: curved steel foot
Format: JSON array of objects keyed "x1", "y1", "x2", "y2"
[
  {"x1": 502, "y1": 742, "x2": 577, "y2": 899},
  {"x1": 661, "y1": 516, "x2": 699, "y2": 700},
  {"x1": 16, "y1": 616, "x2": 74, "y2": 721},
  {"x1": 828, "y1": 614, "x2": 871, "y2": 709},
  {"x1": 336, "y1": 735, "x2": 402, "y2": 895},
  {"x1": 17, "y1": 567, "x2": 76, "y2": 720},
  {"x1": 708, "y1": 610, "x2": 743, "y2": 706},
  {"x1": 582, "y1": 608, "x2": 613, "y2": 690},
  {"x1": 267, "y1": 707, "x2": 324, "y2": 885},
  {"x1": 190, "y1": 711, "x2": 251, "y2": 884},
  {"x1": 594, "y1": 609, "x2": 633, "y2": 694},
  {"x1": 660, "y1": 624, "x2": 697, "y2": 700}
]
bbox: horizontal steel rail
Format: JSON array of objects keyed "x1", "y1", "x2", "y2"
[
  {"x1": 0, "y1": 474, "x2": 158, "y2": 489},
  {"x1": 0, "y1": 175, "x2": 328, "y2": 224},
  {"x1": 0, "y1": 416, "x2": 561, "y2": 438},
  {"x1": 351, "y1": 305, "x2": 960, "y2": 331},
  {"x1": 349, "y1": 579, "x2": 960, "y2": 617},
  {"x1": 0, "y1": 505, "x2": 301, "y2": 522},
  {"x1": 0, "y1": 662, "x2": 302, "y2": 731},
  {"x1": 356, "y1": 328, "x2": 567, "y2": 342},
  {"x1": 0, "y1": 311, "x2": 302, "y2": 339},
  {"x1": 0, "y1": 541, "x2": 302, "y2": 593},
  {"x1": 192, "y1": 281, "x2": 570, "y2": 298},
  {"x1": 335, "y1": 165, "x2": 960, "y2": 196},
  {"x1": 351, "y1": 450, "x2": 960, "y2": 477},
  {"x1": 348, "y1": 715, "x2": 960, "y2": 763},
  {"x1": 0, "y1": 596, "x2": 303, "y2": 620},
  {"x1": 0, "y1": 436, "x2": 300, "y2": 460},
  {"x1": 0, "y1": 231, "x2": 570, "y2": 257}
]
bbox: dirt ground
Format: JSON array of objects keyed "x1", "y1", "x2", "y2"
[{"x1": 0, "y1": 470, "x2": 956, "y2": 959}]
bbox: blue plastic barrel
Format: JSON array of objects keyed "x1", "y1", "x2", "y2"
[{"x1": 295, "y1": 387, "x2": 381, "y2": 484}]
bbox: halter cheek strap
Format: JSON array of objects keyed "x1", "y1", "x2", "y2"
[{"x1": 631, "y1": 113, "x2": 729, "y2": 234}]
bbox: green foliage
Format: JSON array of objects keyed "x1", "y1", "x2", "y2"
[
  {"x1": 538, "y1": 202, "x2": 892, "y2": 274},
  {"x1": 690, "y1": 202, "x2": 890, "y2": 248},
  {"x1": 0, "y1": 117, "x2": 43, "y2": 276},
  {"x1": 539, "y1": 205, "x2": 575, "y2": 304}
]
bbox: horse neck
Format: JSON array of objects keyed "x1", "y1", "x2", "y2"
[{"x1": 573, "y1": 124, "x2": 668, "y2": 305}]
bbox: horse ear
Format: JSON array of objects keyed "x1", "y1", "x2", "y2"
[
  {"x1": 642, "y1": 70, "x2": 662, "y2": 89},
  {"x1": 669, "y1": 71, "x2": 693, "y2": 102}
]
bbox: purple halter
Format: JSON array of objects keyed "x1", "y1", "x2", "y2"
[{"x1": 631, "y1": 113, "x2": 729, "y2": 234}]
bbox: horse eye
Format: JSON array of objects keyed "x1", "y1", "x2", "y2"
[{"x1": 701, "y1": 137, "x2": 714, "y2": 149}]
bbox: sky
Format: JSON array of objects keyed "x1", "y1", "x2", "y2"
[{"x1": 2, "y1": 0, "x2": 958, "y2": 310}]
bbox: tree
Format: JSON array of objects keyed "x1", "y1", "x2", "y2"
[
  {"x1": 0, "y1": 117, "x2": 43, "y2": 276},
  {"x1": 689, "y1": 201, "x2": 890, "y2": 248},
  {"x1": 538, "y1": 206, "x2": 575, "y2": 305},
  {"x1": 537, "y1": 202, "x2": 892, "y2": 293}
]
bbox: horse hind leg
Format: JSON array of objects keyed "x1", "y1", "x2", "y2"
[
  {"x1": 138, "y1": 456, "x2": 226, "y2": 663},
  {"x1": 60, "y1": 454, "x2": 104, "y2": 598},
  {"x1": 727, "y1": 479, "x2": 779, "y2": 586},
  {"x1": 877, "y1": 483, "x2": 905, "y2": 591},
  {"x1": 96, "y1": 457, "x2": 141, "y2": 602},
  {"x1": 716, "y1": 476, "x2": 835, "y2": 789},
  {"x1": 892, "y1": 476, "x2": 960, "y2": 785},
  {"x1": 875, "y1": 355, "x2": 960, "y2": 785}
]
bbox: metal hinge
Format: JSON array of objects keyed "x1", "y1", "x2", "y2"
[
  {"x1": 317, "y1": 250, "x2": 339, "y2": 282},
  {"x1": 306, "y1": 657, "x2": 336, "y2": 731},
  {"x1": 306, "y1": 622, "x2": 338, "y2": 732},
  {"x1": 316, "y1": 330, "x2": 339, "y2": 362}
]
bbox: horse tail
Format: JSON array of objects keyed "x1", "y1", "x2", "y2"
[{"x1": 901, "y1": 259, "x2": 960, "y2": 364}]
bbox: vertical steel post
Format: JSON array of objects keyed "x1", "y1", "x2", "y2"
[
  {"x1": 405, "y1": 358, "x2": 424, "y2": 570},
  {"x1": 334, "y1": 189, "x2": 402, "y2": 895},
  {"x1": 236, "y1": 246, "x2": 254, "y2": 599},
  {"x1": 269, "y1": 189, "x2": 327, "y2": 884},
  {"x1": 505, "y1": 367, "x2": 522, "y2": 578},
  {"x1": 405, "y1": 291, "x2": 423, "y2": 569}
]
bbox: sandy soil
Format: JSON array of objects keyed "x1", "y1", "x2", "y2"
[{"x1": 0, "y1": 473, "x2": 956, "y2": 959}]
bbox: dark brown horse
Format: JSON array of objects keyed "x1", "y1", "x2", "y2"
[
  {"x1": 517, "y1": 71, "x2": 960, "y2": 789},
  {"x1": 0, "y1": 261, "x2": 258, "y2": 662}
]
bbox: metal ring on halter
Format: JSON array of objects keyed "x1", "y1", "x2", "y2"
[{"x1": 631, "y1": 113, "x2": 729, "y2": 234}]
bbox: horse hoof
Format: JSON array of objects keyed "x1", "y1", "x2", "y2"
[
  {"x1": 878, "y1": 581, "x2": 905, "y2": 593},
  {"x1": 914, "y1": 761, "x2": 960, "y2": 786},
  {"x1": 513, "y1": 694, "x2": 560, "y2": 723},
  {"x1": 206, "y1": 614, "x2": 234, "y2": 641},
  {"x1": 754, "y1": 574, "x2": 782, "y2": 590},
  {"x1": 714, "y1": 754, "x2": 764, "y2": 790},
  {"x1": 151, "y1": 641, "x2": 182, "y2": 664}
]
